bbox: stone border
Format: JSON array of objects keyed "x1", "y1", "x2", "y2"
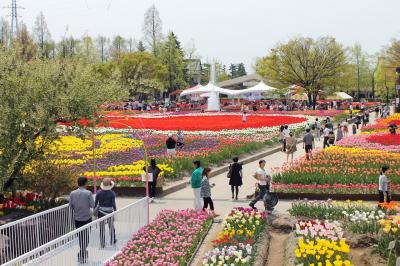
[{"x1": 276, "y1": 192, "x2": 400, "y2": 201}]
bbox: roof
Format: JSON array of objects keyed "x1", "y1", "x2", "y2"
[{"x1": 217, "y1": 74, "x2": 263, "y2": 88}]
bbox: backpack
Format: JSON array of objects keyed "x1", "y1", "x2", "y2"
[{"x1": 227, "y1": 164, "x2": 232, "y2": 179}]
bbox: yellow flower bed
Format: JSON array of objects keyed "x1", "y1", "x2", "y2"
[
  {"x1": 84, "y1": 160, "x2": 174, "y2": 177},
  {"x1": 295, "y1": 238, "x2": 352, "y2": 266}
]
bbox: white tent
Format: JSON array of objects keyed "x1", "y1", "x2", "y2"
[
  {"x1": 327, "y1": 92, "x2": 353, "y2": 100},
  {"x1": 180, "y1": 84, "x2": 203, "y2": 96},
  {"x1": 233, "y1": 81, "x2": 277, "y2": 96}
]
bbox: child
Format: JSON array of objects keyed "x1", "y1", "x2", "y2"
[
  {"x1": 201, "y1": 168, "x2": 217, "y2": 215},
  {"x1": 352, "y1": 124, "x2": 357, "y2": 135},
  {"x1": 343, "y1": 120, "x2": 349, "y2": 137},
  {"x1": 379, "y1": 165, "x2": 391, "y2": 203},
  {"x1": 242, "y1": 111, "x2": 247, "y2": 123}
]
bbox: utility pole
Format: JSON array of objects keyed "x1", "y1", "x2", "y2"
[
  {"x1": 3, "y1": 0, "x2": 23, "y2": 44},
  {"x1": 396, "y1": 67, "x2": 400, "y2": 112}
]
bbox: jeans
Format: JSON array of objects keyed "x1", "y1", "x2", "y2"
[
  {"x1": 250, "y1": 185, "x2": 269, "y2": 206},
  {"x1": 203, "y1": 197, "x2": 214, "y2": 211},
  {"x1": 193, "y1": 188, "x2": 203, "y2": 210},
  {"x1": 74, "y1": 219, "x2": 92, "y2": 263},
  {"x1": 323, "y1": 137, "x2": 330, "y2": 148},
  {"x1": 149, "y1": 180, "x2": 157, "y2": 198},
  {"x1": 98, "y1": 212, "x2": 116, "y2": 248}
]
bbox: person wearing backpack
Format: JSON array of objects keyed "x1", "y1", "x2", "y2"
[
  {"x1": 249, "y1": 160, "x2": 271, "y2": 210},
  {"x1": 228, "y1": 157, "x2": 243, "y2": 200}
]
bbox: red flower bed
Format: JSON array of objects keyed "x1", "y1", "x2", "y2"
[
  {"x1": 367, "y1": 133, "x2": 400, "y2": 146},
  {"x1": 74, "y1": 115, "x2": 306, "y2": 131}
]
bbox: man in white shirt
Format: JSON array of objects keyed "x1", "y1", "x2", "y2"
[
  {"x1": 282, "y1": 125, "x2": 290, "y2": 152},
  {"x1": 249, "y1": 160, "x2": 271, "y2": 210},
  {"x1": 323, "y1": 127, "x2": 330, "y2": 148},
  {"x1": 379, "y1": 165, "x2": 390, "y2": 203}
]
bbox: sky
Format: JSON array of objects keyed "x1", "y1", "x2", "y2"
[{"x1": 1, "y1": 0, "x2": 399, "y2": 72}]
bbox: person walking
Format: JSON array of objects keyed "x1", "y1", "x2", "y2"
[
  {"x1": 355, "y1": 114, "x2": 361, "y2": 129},
  {"x1": 69, "y1": 176, "x2": 95, "y2": 264},
  {"x1": 323, "y1": 126, "x2": 331, "y2": 148},
  {"x1": 228, "y1": 157, "x2": 243, "y2": 200},
  {"x1": 279, "y1": 126, "x2": 285, "y2": 151},
  {"x1": 379, "y1": 165, "x2": 391, "y2": 203},
  {"x1": 343, "y1": 120, "x2": 349, "y2": 137},
  {"x1": 191, "y1": 160, "x2": 203, "y2": 210},
  {"x1": 352, "y1": 124, "x2": 357, "y2": 135},
  {"x1": 282, "y1": 125, "x2": 290, "y2": 152},
  {"x1": 286, "y1": 132, "x2": 297, "y2": 162},
  {"x1": 328, "y1": 130, "x2": 335, "y2": 146},
  {"x1": 389, "y1": 123, "x2": 398, "y2": 135},
  {"x1": 166, "y1": 133, "x2": 177, "y2": 155},
  {"x1": 249, "y1": 160, "x2": 271, "y2": 210},
  {"x1": 336, "y1": 124, "x2": 344, "y2": 142},
  {"x1": 201, "y1": 168, "x2": 217, "y2": 215},
  {"x1": 95, "y1": 178, "x2": 117, "y2": 249},
  {"x1": 176, "y1": 130, "x2": 185, "y2": 150},
  {"x1": 362, "y1": 112, "x2": 368, "y2": 127},
  {"x1": 303, "y1": 128, "x2": 314, "y2": 160},
  {"x1": 242, "y1": 111, "x2": 247, "y2": 123},
  {"x1": 143, "y1": 158, "x2": 161, "y2": 203}
]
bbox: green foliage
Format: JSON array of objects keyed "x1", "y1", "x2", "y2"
[{"x1": 0, "y1": 51, "x2": 127, "y2": 192}]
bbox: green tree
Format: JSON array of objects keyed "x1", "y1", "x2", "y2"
[
  {"x1": 137, "y1": 40, "x2": 146, "y2": 52},
  {"x1": 256, "y1": 36, "x2": 346, "y2": 108},
  {"x1": 236, "y1": 63, "x2": 247, "y2": 77},
  {"x1": 111, "y1": 51, "x2": 167, "y2": 98},
  {"x1": 0, "y1": 51, "x2": 126, "y2": 193},
  {"x1": 14, "y1": 24, "x2": 37, "y2": 61},
  {"x1": 159, "y1": 32, "x2": 187, "y2": 92},
  {"x1": 78, "y1": 35, "x2": 99, "y2": 63},
  {"x1": 110, "y1": 35, "x2": 126, "y2": 60},
  {"x1": 96, "y1": 35, "x2": 109, "y2": 62},
  {"x1": 229, "y1": 64, "x2": 237, "y2": 78}
]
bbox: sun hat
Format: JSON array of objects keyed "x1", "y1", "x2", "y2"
[
  {"x1": 100, "y1": 178, "x2": 114, "y2": 191},
  {"x1": 168, "y1": 133, "x2": 173, "y2": 137}
]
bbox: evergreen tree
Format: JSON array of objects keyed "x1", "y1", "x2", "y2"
[
  {"x1": 229, "y1": 64, "x2": 237, "y2": 78},
  {"x1": 236, "y1": 63, "x2": 247, "y2": 77},
  {"x1": 137, "y1": 40, "x2": 146, "y2": 52}
]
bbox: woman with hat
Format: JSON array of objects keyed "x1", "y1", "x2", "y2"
[{"x1": 95, "y1": 178, "x2": 117, "y2": 248}]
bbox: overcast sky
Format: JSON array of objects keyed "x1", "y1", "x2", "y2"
[{"x1": 2, "y1": 0, "x2": 399, "y2": 72}]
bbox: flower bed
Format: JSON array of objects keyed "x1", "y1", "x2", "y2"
[
  {"x1": 105, "y1": 209, "x2": 212, "y2": 266},
  {"x1": 336, "y1": 133, "x2": 400, "y2": 153},
  {"x1": 202, "y1": 208, "x2": 267, "y2": 265},
  {"x1": 273, "y1": 146, "x2": 400, "y2": 194}
]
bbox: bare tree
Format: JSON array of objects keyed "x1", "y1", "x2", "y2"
[
  {"x1": 96, "y1": 35, "x2": 109, "y2": 62},
  {"x1": 0, "y1": 17, "x2": 10, "y2": 48},
  {"x1": 33, "y1": 11, "x2": 52, "y2": 58},
  {"x1": 142, "y1": 4, "x2": 162, "y2": 56}
]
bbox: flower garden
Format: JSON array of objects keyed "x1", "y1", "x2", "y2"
[{"x1": 273, "y1": 113, "x2": 400, "y2": 196}]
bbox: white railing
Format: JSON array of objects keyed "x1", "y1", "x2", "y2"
[
  {"x1": 0, "y1": 203, "x2": 74, "y2": 265},
  {"x1": 3, "y1": 197, "x2": 149, "y2": 266}
]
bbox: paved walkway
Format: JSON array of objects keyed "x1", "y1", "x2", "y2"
[{"x1": 116, "y1": 112, "x2": 379, "y2": 220}]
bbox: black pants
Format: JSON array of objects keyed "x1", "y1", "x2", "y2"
[
  {"x1": 149, "y1": 180, "x2": 157, "y2": 198},
  {"x1": 203, "y1": 197, "x2": 214, "y2": 211},
  {"x1": 74, "y1": 219, "x2": 92, "y2": 262},
  {"x1": 231, "y1": 185, "x2": 239, "y2": 197},
  {"x1": 282, "y1": 139, "x2": 287, "y2": 152},
  {"x1": 379, "y1": 190, "x2": 391, "y2": 203},
  {"x1": 98, "y1": 212, "x2": 116, "y2": 248},
  {"x1": 323, "y1": 137, "x2": 330, "y2": 148},
  {"x1": 250, "y1": 184, "x2": 269, "y2": 206}
]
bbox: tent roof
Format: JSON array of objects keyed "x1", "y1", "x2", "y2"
[
  {"x1": 180, "y1": 83, "x2": 236, "y2": 96},
  {"x1": 233, "y1": 81, "x2": 277, "y2": 96},
  {"x1": 180, "y1": 84, "x2": 203, "y2": 96},
  {"x1": 327, "y1": 92, "x2": 353, "y2": 100}
]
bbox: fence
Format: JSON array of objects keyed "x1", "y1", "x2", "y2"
[
  {"x1": 0, "y1": 204, "x2": 74, "y2": 265},
  {"x1": 3, "y1": 197, "x2": 149, "y2": 266}
]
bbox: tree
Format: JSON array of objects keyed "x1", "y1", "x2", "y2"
[
  {"x1": 0, "y1": 17, "x2": 9, "y2": 48},
  {"x1": 236, "y1": 63, "x2": 247, "y2": 77},
  {"x1": 137, "y1": 40, "x2": 146, "y2": 52},
  {"x1": 127, "y1": 38, "x2": 136, "y2": 52},
  {"x1": 229, "y1": 64, "x2": 237, "y2": 79},
  {"x1": 142, "y1": 4, "x2": 162, "y2": 56},
  {"x1": 115, "y1": 51, "x2": 167, "y2": 98},
  {"x1": 78, "y1": 35, "x2": 99, "y2": 63},
  {"x1": 216, "y1": 63, "x2": 230, "y2": 82},
  {"x1": 14, "y1": 24, "x2": 37, "y2": 61},
  {"x1": 0, "y1": 51, "x2": 127, "y2": 194},
  {"x1": 110, "y1": 35, "x2": 126, "y2": 60},
  {"x1": 96, "y1": 35, "x2": 109, "y2": 62},
  {"x1": 159, "y1": 32, "x2": 187, "y2": 92},
  {"x1": 33, "y1": 12, "x2": 52, "y2": 58},
  {"x1": 256, "y1": 36, "x2": 346, "y2": 108}
]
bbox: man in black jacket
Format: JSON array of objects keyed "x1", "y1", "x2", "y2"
[{"x1": 166, "y1": 133, "x2": 177, "y2": 155}]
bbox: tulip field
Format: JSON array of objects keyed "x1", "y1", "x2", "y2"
[
  {"x1": 273, "y1": 113, "x2": 400, "y2": 195},
  {"x1": 53, "y1": 112, "x2": 309, "y2": 187},
  {"x1": 290, "y1": 199, "x2": 400, "y2": 265}
]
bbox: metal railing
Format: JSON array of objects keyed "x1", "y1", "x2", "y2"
[
  {"x1": 3, "y1": 197, "x2": 149, "y2": 266},
  {"x1": 0, "y1": 204, "x2": 74, "y2": 264}
]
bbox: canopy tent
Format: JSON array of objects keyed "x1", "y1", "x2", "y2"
[
  {"x1": 233, "y1": 81, "x2": 277, "y2": 96},
  {"x1": 180, "y1": 84, "x2": 203, "y2": 96},
  {"x1": 326, "y1": 92, "x2": 353, "y2": 101},
  {"x1": 290, "y1": 93, "x2": 308, "y2": 101}
]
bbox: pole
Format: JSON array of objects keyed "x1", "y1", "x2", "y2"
[
  {"x1": 396, "y1": 67, "x2": 400, "y2": 113},
  {"x1": 92, "y1": 128, "x2": 97, "y2": 194}
]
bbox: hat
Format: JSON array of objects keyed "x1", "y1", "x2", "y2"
[
  {"x1": 100, "y1": 178, "x2": 114, "y2": 191},
  {"x1": 168, "y1": 133, "x2": 173, "y2": 137}
]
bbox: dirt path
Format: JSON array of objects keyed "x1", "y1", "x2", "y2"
[
  {"x1": 190, "y1": 221, "x2": 224, "y2": 266},
  {"x1": 266, "y1": 231, "x2": 289, "y2": 266},
  {"x1": 350, "y1": 247, "x2": 386, "y2": 266}
]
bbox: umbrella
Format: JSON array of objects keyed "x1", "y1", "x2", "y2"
[{"x1": 233, "y1": 81, "x2": 277, "y2": 96}]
